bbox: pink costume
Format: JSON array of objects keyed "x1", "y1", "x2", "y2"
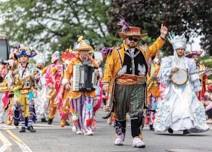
[{"x1": 45, "y1": 51, "x2": 64, "y2": 124}]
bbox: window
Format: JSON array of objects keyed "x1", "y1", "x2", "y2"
[{"x1": 0, "y1": 39, "x2": 9, "y2": 60}]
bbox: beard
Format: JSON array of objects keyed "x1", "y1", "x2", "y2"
[{"x1": 128, "y1": 42, "x2": 137, "y2": 48}]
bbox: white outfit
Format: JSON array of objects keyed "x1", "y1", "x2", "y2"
[
  {"x1": 154, "y1": 54, "x2": 209, "y2": 133},
  {"x1": 34, "y1": 70, "x2": 48, "y2": 120}
]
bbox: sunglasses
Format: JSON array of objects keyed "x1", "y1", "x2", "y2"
[{"x1": 128, "y1": 37, "x2": 139, "y2": 42}]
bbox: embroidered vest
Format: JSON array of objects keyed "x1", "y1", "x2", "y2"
[{"x1": 119, "y1": 48, "x2": 148, "y2": 76}]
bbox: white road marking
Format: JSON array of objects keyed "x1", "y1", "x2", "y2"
[
  {"x1": 6, "y1": 130, "x2": 32, "y2": 152},
  {"x1": 0, "y1": 131, "x2": 12, "y2": 152}
]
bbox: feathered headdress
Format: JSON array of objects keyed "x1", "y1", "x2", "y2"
[
  {"x1": 117, "y1": 19, "x2": 129, "y2": 32},
  {"x1": 100, "y1": 47, "x2": 113, "y2": 58},
  {"x1": 167, "y1": 32, "x2": 187, "y2": 51}
]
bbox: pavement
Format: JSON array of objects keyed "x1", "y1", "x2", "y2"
[{"x1": 0, "y1": 110, "x2": 212, "y2": 152}]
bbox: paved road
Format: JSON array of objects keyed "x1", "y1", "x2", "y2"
[{"x1": 0, "y1": 111, "x2": 212, "y2": 152}]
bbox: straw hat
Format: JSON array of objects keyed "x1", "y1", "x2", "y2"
[{"x1": 75, "y1": 36, "x2": 94, "y2": 52}]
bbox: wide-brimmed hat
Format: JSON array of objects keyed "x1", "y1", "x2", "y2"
[
  {"x1": 118, "y1": 26, "x2": 147, "y2": 39},
  {"x1": 16, "y1": 48, "x2": 37, "y2": 58},
  {"x1": 75, "y1": 36, "x2": 94, "y2": 52}
]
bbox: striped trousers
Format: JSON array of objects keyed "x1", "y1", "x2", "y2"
[{"x1": 70, "y1": 96, "x2": 94, "y2": 131}]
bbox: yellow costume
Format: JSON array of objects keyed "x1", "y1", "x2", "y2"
[
  {"x1": 103, "y1": 37, "x2": 164, "y2": 84},
  {"x1": 102, "y1": 21, "x2": 167, "y2": 147},
  {"x1": 13, "y1": 48, "x2": 37, "y2": 133},
  {"x1": 147, "y1": 63, "x2": 160, "y2": 101},
  {"x1": 63, "y1": 56, "x2": 98, "y2": 99},
  {"x1": 62, "y1": 37, "x2": 99, "y2": 135}
]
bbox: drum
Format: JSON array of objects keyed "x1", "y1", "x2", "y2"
[{"x1": 171, "y1": 69, "x2": 188, "y2": 85}]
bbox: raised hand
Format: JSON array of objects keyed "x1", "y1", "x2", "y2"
[{"x1": 160, "y1": 24, "x2": 168, "y2": 39}]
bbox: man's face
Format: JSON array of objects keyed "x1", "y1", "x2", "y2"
[
  {"x1": 79, "y1": 50, "x2": 89, "y2": 60},
  {"x1": 19, "y1": 55, "x2": 29, "y2": 64},
  {"x1": 125, "y1": 36, "x2": 140, "y2": 48},
  {"x1": 176, "y1": 48, "x2": 185, "y2": 57}
]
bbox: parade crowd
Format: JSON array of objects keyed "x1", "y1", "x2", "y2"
[{"x1": 0, "y1": 20, "x2": 211, "y2": 148}]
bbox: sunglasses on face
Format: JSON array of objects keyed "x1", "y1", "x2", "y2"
[{"x1": 128, "y1": 37, "x2": 139, "y2": 42}]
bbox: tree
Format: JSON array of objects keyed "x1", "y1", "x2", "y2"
[
  {"x1": 1, "y1": 0, "x2": 211, "y2": 55},
  {"x1": 107, "y1": 0, "x2": 212, "y2": 55},
  {"x1": 0, "y1": 0, "x2": 111, "y2": 52}
]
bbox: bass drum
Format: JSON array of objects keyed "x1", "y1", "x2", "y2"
[{"x1": 171, "y1": 69, "x2": 188, "y2": 85}]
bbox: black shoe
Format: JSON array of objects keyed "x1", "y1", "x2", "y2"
[
  {"x1": 183, "y1": 130, "x2": 189, "y2": 135},
  {"x1": 27, "y1": 126, "x2": 36, "y2": 133},
  {"x1": 149, "y1": 124, "x2": 154, "y2": 131},
  {"x1": 41, "y1": 118, "x2": 47, "y2": 122},
  {"x1": 168, "y1": 128, "x2": 173, "y2": 134},
  {"x1": 19, "y1": 127, "x2": 26, "y2": 133},
  {"x1": 48, "y1": 118, "x2": 53, "y2": 125},
  {"x1": 65, "y1": 121, "x2": 70, "y2": 126},
  {"x1": 14, "y1": 120, "x2": 19, "y2": 126}
]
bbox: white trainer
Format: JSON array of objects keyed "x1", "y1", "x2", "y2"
[
  {"x1": 114, "y1": 134, "x2": 124, "y2": 146},
  {"x1": 84, "y1": 129, "x2": 94, "y2": 136},
  {"x1": 72, "y1": 126, "x2": 77, "y2": 132},
  {"x1": 132, "y1": 137, "x2": 145, "y2": 148},
  {"x1": 76, "y1": 130, "x2": 83, "y2": 135}
]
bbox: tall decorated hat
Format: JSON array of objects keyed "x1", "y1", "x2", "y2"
[
  {"x1": 75, "y1": 36, "x2": 93, "y2": 52},
  {"x1": 167, "y1": 32, "x2": 187, "y2": 51},
  {"x1": 117, "y1": 19, "x2": 147, "y2": 39}
]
